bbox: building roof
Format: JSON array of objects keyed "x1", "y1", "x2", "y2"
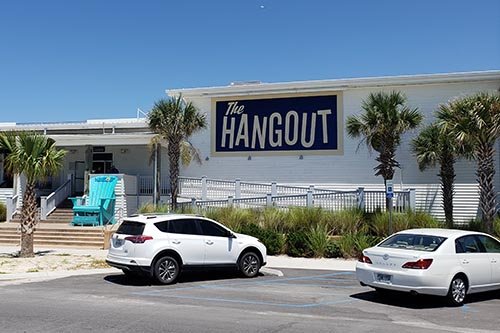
[{"x1": 168, "y1": 70, "x2": 500, "y2": 98}]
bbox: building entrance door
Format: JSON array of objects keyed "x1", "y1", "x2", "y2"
[{"x1": 74, "y1": 161, "x2": 85, "y2": 194}]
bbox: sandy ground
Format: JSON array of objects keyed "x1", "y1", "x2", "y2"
[{"x1": 0, "y1": 247, "x2": 109, "y2": 275}]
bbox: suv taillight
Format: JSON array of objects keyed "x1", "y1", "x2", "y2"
[
  {"x1": 124, "y1": 235, "x2": 153, "y2": 244},
  {"x1": 358, "y1": 255, "x2": 372, "y2": 264},
  {"x1": 402, "y1": 259, "x2": 433, "y2": 269}
]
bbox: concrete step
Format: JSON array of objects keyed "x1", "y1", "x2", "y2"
[{"x1": 0, "y1": 238, "x2": 104, "y2": 248}]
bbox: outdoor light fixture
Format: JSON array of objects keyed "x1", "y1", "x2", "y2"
[
  {"x1": 205, "y1": 156, "x2": 210, "y2": 161},
  {"x1": 247, "y1": 156, "x2": 252, "y2": 160},
  {"x1": 299, "y1": 155, "x2": 304, "y2": 160}
]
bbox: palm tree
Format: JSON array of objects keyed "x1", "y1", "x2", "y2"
[
  {"x1": 147, "y1": 95, "x2": 207, "y2": 210},
  {"x1": 411, "y1": 121, "x2": 458, "y2": 228},
  {"x1": 0, "y1": 131, "x2": 66, "y2": 257},
  {"x1": 437, "y1": 92, "x2": 500, "y2": 233},
  {"x1": 346, "y1": 91, "x2": 422, "y2": 208}
]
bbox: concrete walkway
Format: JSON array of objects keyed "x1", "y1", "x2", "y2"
[{"x1": 0, "y1": 246, "x2": 356, "y2": 286}]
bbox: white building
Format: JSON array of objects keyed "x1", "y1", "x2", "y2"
[{"x1": 1, "y1": 70, "x2": 500, "y2": 222}]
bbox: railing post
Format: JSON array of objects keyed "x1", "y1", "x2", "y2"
[
  {"x1": 40, "y1": 196, "x2": 48, "y2": 220},
  {"x1": 6, "y1": 197, "x2": 13, "y2": 222},
  {"x1": 306, "y1": 190, "x2": 313, "y2": 207},
  {"x1": 271, "y1": 182, "x2": 277, "y2": 196},
  {"x1": 201, "y1": 176, "x2": 207, "y2": 200},
  {"x1": 266, "y1": 193, "x2": 272, "y2": 207},
  {"x1": 309, "y1": 185, "x2": 315, "y2": 193},
  {"x1": 409, "y1": 188, "x2": 416, "y2": 211},
  {"x1": 357, "y1": 187, "x2": 365, "y2": 211},
  {"x1": 235, "y1": 179, "x2": 241, "y2": 199},
  {"x1": 191, "y1": 198, "x2": 197, "y2": 209},
  {"x1": 228, "y1": 195, "x2": 234, "y2": 206}
]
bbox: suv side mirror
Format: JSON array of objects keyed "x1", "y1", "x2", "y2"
[{"x1": 227, "y1": 231, "x2": 236, "y2": 238}]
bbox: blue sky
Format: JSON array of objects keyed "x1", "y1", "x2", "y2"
[{"x1": 1, "y1": 0, "x2": 499, "y2": 123}]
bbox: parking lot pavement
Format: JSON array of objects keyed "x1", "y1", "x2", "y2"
[{"x1": 1, "y1": 269, "x2": 500, "y2": 332}]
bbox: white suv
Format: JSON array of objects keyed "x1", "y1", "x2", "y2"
[{"x1": 106, "y1": 214, "x2": 267, "y2": 284}]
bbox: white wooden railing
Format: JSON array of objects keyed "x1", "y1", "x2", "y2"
[
  {"x1": 6, "y1": 194, "x2": 19, "y2": 222},
  {"x1": 40, "y1": 175, "x2": 73, "y2": 220},
  {"x1": 175, "y1": 179, "x2": 415, "y2": 213}
]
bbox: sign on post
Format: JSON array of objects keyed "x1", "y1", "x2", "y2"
[{"x1": 385, "y1": 180, "x2": 394, "y2": 199}]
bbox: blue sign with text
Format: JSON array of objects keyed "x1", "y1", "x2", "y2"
[{"x1": 213, "y1": 95, "x2": 340, "y2": 154}]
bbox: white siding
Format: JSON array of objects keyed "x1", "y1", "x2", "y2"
[{"x1": 178, "y1": 79, "x2": 500, "y2": 222}]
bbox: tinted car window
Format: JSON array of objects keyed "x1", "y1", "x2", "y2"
[
  {"x1": 378, "y1": 234, "x2": 446, "y2": 252},
  {"x1": 168, "y1": 219, "x2": 201, "y2": 235},
  {"x1": 200, "y1": 220, "x2": 229, "y2": 237},
  {"x1": 477, "y1": 235, "x2": 500, "y2": 253},
  {"x1": 456, "y1": 236, "x2": 483, "y2": 253},
  {"x1": 154, "y1": 221, "x2": 169, "y2": 233},
  {"x1": 116, "y1": 221, "x2": 145, "y2": 235}
]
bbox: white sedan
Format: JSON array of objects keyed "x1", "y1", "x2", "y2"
[{"x1": 356, "y1": 229, "x2": 500, "y2": 306}]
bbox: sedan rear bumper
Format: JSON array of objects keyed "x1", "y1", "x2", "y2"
[{"x1": 356, "y1": 263, "x2": 449, "y2": 296}]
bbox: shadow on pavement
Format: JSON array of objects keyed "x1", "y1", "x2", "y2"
[
  {"x1": 104, "y1": 269, "x2": 264, "y2": 287},
  {"x1": 351, "y1": 289, "x2": 500, "y2": 309}
]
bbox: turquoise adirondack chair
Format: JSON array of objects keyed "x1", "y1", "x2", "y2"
[{"x1": 70, "y1": 176, "x2": 118, "y2": 226}]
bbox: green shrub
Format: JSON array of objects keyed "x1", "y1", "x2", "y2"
[
  {"x1": 407, "y1": 211, "x2": 441, "y2": 229},
  {"x1": 260, "y1": 208, "x2": 288, "y2": 232},
  {"x1": 0, "y1": 202, "x2": 6, "y2": 222},
  {"x1": 494, "y1": 218, "x2": 500, "y2": 238},
  {"x1": 305, "y1": 225, "x2": 330, "y2": 258},
  {"x1": 205, "y1": 207, "x2": 258, "y2": 232},
  {"x1": 325, "y1": 239, "x2": 342, "y2": 258},
  {"x1": 370, "y1": 212, "x2": 409, "y2": 237},
  {"x1": 286, "y1": 230, "x2": 311, "y2": 257},
  {"x1": 238, "y1": 223, "x2": 285, "y2": 255},
  {"x1": 328, "y1": 209, "x2": 367, "y2": 234},
  {"x1": 137, "y1": 203, "x2": 170, "y2": 214},
  {"x1": 337, "y1": 233, "x2": 380, "y2": 258},
  {"x1": 286, "y1": 207, "x2": 326, "y2": 231}
]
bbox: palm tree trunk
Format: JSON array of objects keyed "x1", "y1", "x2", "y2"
[
  {"x1": 476, "y1": 142, "x2": 496, "y2": 234},
  {"x1": 439, "y1": 148, "x2": 455, "y2": 228},
  {"x1": 168, "y1": 141, "x2": 180, "y2": 211},
  {"x1": 20, "y1": 182, "x2": 37, "y2": 257},
  {"x1": 154, "y1": 143, "x2": 161, "y2": 206}
]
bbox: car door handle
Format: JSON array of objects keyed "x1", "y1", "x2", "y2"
[
  {"x1": 205, "y1": 240, "x2": 214, "y2": 245},
  {"x1": 461, "y1": 259, "x2": 469, "y2": 264},
  {"x1": 172, "y1": 240, "x2": 181, "y2": 244},
  {"x1": 492, "y1": 259, "x2": 498, "y2": 264}
]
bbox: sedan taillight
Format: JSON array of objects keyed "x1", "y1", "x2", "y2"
[
  {"x1": 402, "y1": 259, "x2": 433, "y2": 269},
  {"x1": 358, "y1": 255, "x2": 372, "y2": 264},
  {"x1": 124, "y1": 235, "x2": 153, "y2": 244}
]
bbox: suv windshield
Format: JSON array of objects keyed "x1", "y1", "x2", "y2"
[
  {"x1": 116, "y1": 221, "x2": 145, "y2": 235},
  {"x1": 378, "y1": 233, "x2": 446, "y2": 252}
]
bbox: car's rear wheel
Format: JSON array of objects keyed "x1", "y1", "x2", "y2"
[
  {"x1": 239, "y1": 252, "x2": 261, "y2": 278},
  {"x1": 447, "y1": 275, "x2": 467, "y2": 306},
  {"x1": 153, "y1": 256, "x2": 180, "y2": 285}
]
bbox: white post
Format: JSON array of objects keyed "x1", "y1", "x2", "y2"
[
  {"x1": 235, "y1": 179, "x2": 241, "y2": 199},
  {"x1": 201, "y1": 176, "x2": 207, "y2": 200},
  {"x1": 309, "y1": 185, "x2": 315, "y2": 193},
  {"x1": 228, "y1": 196, "x2": 234, "y2": 206},
  {"x1": 266, "y1": 193, "x2": 272, "y2": 207},
  {"x1": 306, "y1": 190, "x2": 313, "y2": 207},
  {"x1": 6, "y1": 197, "x2": 14, "y2": 222},
  {"x1": 271, "y1": 182, "x2": 277, "y2": 196},
  {"x1": 191, "y1": 198, "x2": 197, "y2": 208},
  {"x1": 357, "y1": 187, "x2": 365, "y2": 211},
  {"x1": 40, "y1": 196, "x2": 48, "y2": 220},
  {"x1": 409, "y1": 188, "x2": 416, "y2": 211}
]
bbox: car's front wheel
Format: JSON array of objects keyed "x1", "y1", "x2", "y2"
[
  {"x1": 153, "y1": 256, "x2": 180, "y2": 285},
  {"x1": 447, "y1": 275, "x2": 467, "y2": 306},
  {"x1": 239, "y1": 252, "x2": 261, "y2": 278}
]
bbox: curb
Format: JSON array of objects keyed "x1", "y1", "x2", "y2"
[
  {"x1": 0, "y1": 268, "x2": 119, "y2": 286},
  {"x1": 260, "y1": 267, "x2": 284, "y2": 277}
]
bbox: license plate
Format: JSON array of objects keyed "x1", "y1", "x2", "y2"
[
  {"x1": 376, "y1": 273, "x2": 392, "y2": 283},
  {"x1": 113, "y1": 238, "x2": 124, "y2": 247}
]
